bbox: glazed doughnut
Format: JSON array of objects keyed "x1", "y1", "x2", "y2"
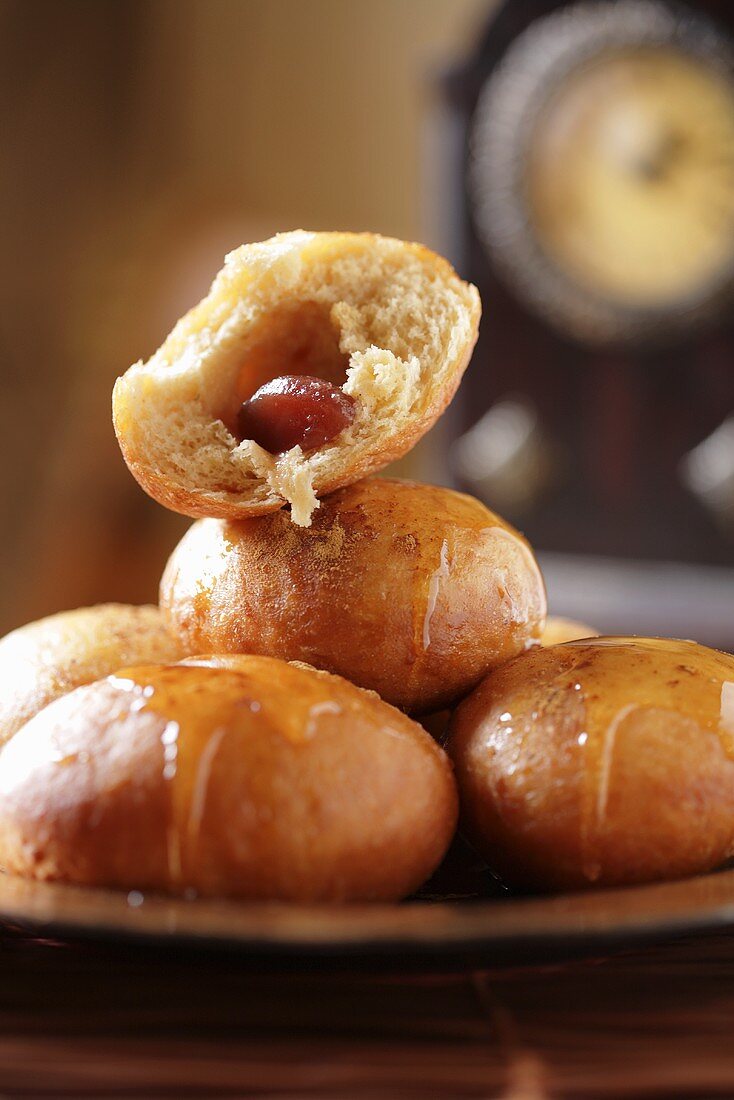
[
  {"x1": 448, "y1": 637, "x2": 734, "y2": 891},
  {"x1": 160, "y1": 477, "x2": 547, "y2": 714},
  {"x1": 540, "y1": 615, "x2": 599, "y2": 646},
  {"x1": 0, "y1": 655, "x2": 458, "y2": 902},
  {"x1": 0, "y1": 604, "x2": 185, "y2": 747},
  {"x1": 113, "y1": 231, "x2": 480, "y2": 527}
]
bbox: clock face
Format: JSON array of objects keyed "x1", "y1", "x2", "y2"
[
  {"x1": 527, "y1": 48, "x2": 734, "y2": 307},
  {"x1": 470, "y1": 2, "x2": 734, "y2": 344}
]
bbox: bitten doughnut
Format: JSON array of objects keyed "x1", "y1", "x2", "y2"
[
  {"x1": 0, "y1": 604, "x2": 185, "y2": 747},
  {"x1": 0, "y1": 656, "x2": 458, "y2": 902},
  {"x1": 448, "y1": 637, "x2": 734, "y2": 891},
  {"x1": 113, "y1": 231, "x2": 480, "y2": 526},
  {"x1": 160, "y1": 477, "x2": 547, "y2": 714},
  {"x1": 540, "y1": 615, "x2": 599, "y2": 646}
]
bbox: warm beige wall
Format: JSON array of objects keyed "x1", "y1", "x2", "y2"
[
  {"x1": 0, "y1": 0, "x2": 491, "y2": 633},
  {"x1": 137, "y1": 0, "x2": 489, "y2": 239}
]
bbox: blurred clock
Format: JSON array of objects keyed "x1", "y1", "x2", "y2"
[
  {"x1": 469, "y1": 0, "x2": 734, "y2": 344},
  {"x1": 443, "y1": 0, "x2": 734, "y2": 598}
]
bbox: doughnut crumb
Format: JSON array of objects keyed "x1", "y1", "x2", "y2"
[{"x1": 113, "y1": 231, "x2": 480, "y2": 526}]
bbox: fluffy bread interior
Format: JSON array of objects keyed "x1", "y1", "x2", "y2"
[{"x1": 113, "y1": 231, "x2": 480, "y2": 525}]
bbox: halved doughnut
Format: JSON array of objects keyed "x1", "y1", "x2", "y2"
[{"x1": 113, "y1": 231, "x2": 480, "y2": 526}]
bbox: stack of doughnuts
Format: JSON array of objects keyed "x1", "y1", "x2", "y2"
[{"x1": 2, "y1": 230, "x2": 733, "y2": 901}]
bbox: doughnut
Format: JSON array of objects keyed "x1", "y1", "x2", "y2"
[
  {"x1": 160, "y1": 477, "x2": 547, "y2": 714},
  {"x1": 540, "y1": 615, "x2": 599, "y2": 646},
  {"x1": 0, "y1": 604, "x2": 185, "y2": 747},
  {"x1": 113, "y1": 231, "x2": 480, "y2": 527},
  {"x1": 0, "y1": 655, "x2": 458, "y2": 902},
  {"x1": 448, "y1": 637, "x2": 734, "y2": 891}
]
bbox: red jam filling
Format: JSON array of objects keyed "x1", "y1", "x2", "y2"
[{"x1": 236, "y1": 375, "x2": 356, "y2": 454}]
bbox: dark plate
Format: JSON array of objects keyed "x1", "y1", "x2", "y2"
[{"x1": 2, "y1": 868, "x2": 734, "y2": 967}]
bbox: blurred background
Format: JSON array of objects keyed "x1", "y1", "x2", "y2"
[{"x1": 2, "y1": 0, "x2": 733, "y2": 645}]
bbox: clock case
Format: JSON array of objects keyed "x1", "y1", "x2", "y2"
[{"x1": 443, "y1": 0, "x2": 734, "y2": 610}]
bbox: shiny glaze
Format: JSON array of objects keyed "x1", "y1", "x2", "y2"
[
  {"x1": 557, "y1": 639, "x2": 734, "y2": 880},
  {"x1": 160, "y1": 478, "x2": 547, "y2": 714},
  {"x1": 0, "y1": 653, "x2": 457, "y2": 901},
  {"x1": 556, "y1": 636, "x2": 734, "y2": 740},
  {"x1": 104, "y1": 661, "x2": 364, "y2": 888},
  {"x1": 107, "y1": 665, "x2": 265, "y2": 886},
  {"x1": 450, "y1": 636, "x2": 734, "y2": 890},
  {"x1": 422, "y1": 540, "x2": 450, "y2": 652}
]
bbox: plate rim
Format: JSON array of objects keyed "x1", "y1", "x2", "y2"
[{"x1": 2, "y1": 868, "x2": 734, "y2": 959}]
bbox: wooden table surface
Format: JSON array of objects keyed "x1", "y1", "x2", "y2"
[{"x1": 1, "y1": 927, "x2": 734, "y2": 1099}]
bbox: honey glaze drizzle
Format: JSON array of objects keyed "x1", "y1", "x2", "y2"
[
  {"x1": 719, "y1": 681, "x2": 734, "y2": 753},
  {"x1": 594, "y1": 703, "x2": 636, "y2": 832},
  {"x1": 422, "y1": 539, "x2": 451, "y2": 652},
  {"x1": 187, "y1": 726, "x2": 228, "y2": 843},
  {"x1": 305, "y1": 702, "x2": 342, "y2": 740},
  {"x1": 107, "y1": 662, "x2": 364, "y2": 890},
  {"x1": 160, "y1": 720, "x2": 182, "y2": 882},
  {"x1": 109, "y1": 665, "x2": 268, "y2": 890},
  {"x1": 484, "y1": 526, "x2": 545, "y2": 627},
  {"x1": 561, "y1": 638, "x2": 734, "y2": 883},
  {"x1": 161, "y1": 721, "x2": 179, "y2": 781}
]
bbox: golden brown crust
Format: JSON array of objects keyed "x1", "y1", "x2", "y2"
[
  {"x1": 448, "y1": 637, "x2": 734, "y2": 891},
  {"x1": 0, "y1": 604, "x2": 186, "y2": 747},
  {"x1": 113, "y1": 231, "x2": 480, "y2": 526},
  {"x1": 160, "y1": 477, "x2": 547, "y2": 714},
  {"x1": 0, "y1": 656, "x2": 458, "y2": 902}
]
